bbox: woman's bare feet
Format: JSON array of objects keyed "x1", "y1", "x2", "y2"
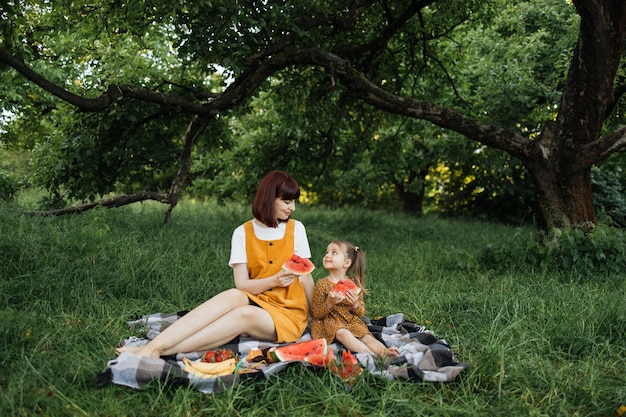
[
  {"x1": 130, "y1": 345, "x2": 162, "y2": 358},
  {"x1": 115, "y1": 344, "x2": 161, "y2": 358},
  {"x1": 115, "y1": 345, "x2": 140, "y2": 355},
  {"x1": 115, "y1": 343, "x2": 161, "y2": 358}
]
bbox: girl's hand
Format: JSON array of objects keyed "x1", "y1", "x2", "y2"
[
  {"x1": 345, "y1": 289, "x2": 360, "y2": 310},
  {"x1": 326, "y1": 291, "x2": 345, "y2": 309},
  {"x1": 275, "y1": 269, "x2": 297, "y2": 287}
]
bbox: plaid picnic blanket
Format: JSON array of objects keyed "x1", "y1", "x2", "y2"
[{"x1": 97, "y1": 312, "x2": 468, "y2": 393}]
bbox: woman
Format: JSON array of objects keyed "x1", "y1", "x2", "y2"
[{"x1": 117, "y1": 171, "x2": 314, "y2": 358}]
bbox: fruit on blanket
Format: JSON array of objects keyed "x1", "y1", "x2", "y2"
[
  {"x1": 203, "y1": 348, "x2": 237, "y2": 363},
  {"x1": 246, "y1": 348, "x2": 264, "y2": 362},
  {"x1": 282, "y1": 254, "x2": 315, "y2": 275},
  {"x1": 303, "y1": 348, "x2": 363, "y2": 384},
  {"x1": 267, "y1": 338, "x2": 327, "y2": 363},
  {"x1": 330, "y1": 361, "x2": 363, "y2": 384},
  {"x1": 184, "y1": 357, "x2": 235, "y2": 374},
  {"x1": 341, "y1": 349, "x2": 358, "y2": 365},
  {"x1": 322, "y1": 350, "x2": 362, "y2": 384},
  {"x1": 184, "y1": 364, "x2": 224, "y2": 380},
  {"x1": 303, "y1": 350, "x2": 335, "y2": 367},
  {"x1": 331, "y1": 279, "x2": 361, "y2": 295},
  {"x1": 182, "y1": 357, "x2": 237, "y2": 378}
]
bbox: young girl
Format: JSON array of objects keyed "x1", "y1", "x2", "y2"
[{"x1": 310, "y1": 240, "x2": 400, "y2": 358}]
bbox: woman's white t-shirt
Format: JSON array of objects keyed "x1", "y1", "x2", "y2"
[{"x1": 228, "y1": 219, "x2": 312, "y2": 267}]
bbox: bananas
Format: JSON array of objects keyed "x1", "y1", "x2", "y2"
[{"x1": 182, "y1": 357, "x2": 237, "y2": 378}]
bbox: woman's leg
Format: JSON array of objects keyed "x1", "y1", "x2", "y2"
[
  {"x1": 164, "y1": 304, "x2": 277, "y2": 354},
  {"x1": 118, "y1": 288, "x2": 261, "y2": 357}
]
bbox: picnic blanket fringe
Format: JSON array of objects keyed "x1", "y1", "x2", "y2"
[{"x1": 98, "y1": 312, "x2": 468, "y2": 394}]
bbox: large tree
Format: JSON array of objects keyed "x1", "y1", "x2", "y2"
[{"x1": 1, "y1": 0, "x2": 625, "y2": 229}]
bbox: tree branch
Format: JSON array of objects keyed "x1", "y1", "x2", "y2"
[
  {"x1": 580, "y1": 126, "x2": 626, "y2": 166},
  {"x1": 0, "y1": 47, "x2": 211, "y2": 114},
  {"x1": 164, "y1": 115, "x2": 213, "y2": 224},
  {"x1": 263, "y1": 47, "x2": 530, "y2": 158},
  {"x1": 25, "y1": 191, "x2": 170, "y2": 216}
]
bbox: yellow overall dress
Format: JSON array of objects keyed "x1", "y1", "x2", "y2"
[{"x1": 243, "y1": 219, "x2": 309, "y2": 343}]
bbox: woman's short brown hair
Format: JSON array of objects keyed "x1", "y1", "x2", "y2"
[{"x1": 252, "y1": 171, "x2": 301, "y2": 227}]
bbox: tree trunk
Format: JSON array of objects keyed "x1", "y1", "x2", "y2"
[
  {"x1": 393, "y1": 167, "x2": 427, "y2": 215},
  {"x1": 524, "y1": 0, "x2": 626, "y2": 230},
  {"x1": 527, "y1": 163, "x2": 596, "y2": 230},
  {"x1": 163, "y1": 115, "x2": 213, "y2": 224},
  {"x1": 394, "y1": 182, "x2": 424, "y2": 215}
]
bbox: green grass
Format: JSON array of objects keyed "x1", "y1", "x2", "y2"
[{"x1": 1, "y1": 199, "x2": 624, "y2": 416}]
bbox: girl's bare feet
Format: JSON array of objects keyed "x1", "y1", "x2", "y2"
[
  {"x1": 386, "y1": 347, "x2": 401, "y2": 359},
  {"x1": 376, "y1": 346, "x2": 401, "y2": 360}
]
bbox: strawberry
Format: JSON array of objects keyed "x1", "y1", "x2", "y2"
[{"x1": 202, "y1": 348, "x2": 237, "y2": 363}]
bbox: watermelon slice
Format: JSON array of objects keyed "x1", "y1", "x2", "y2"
[
  {"x1": 303, "y1": 350, "x2": 335, "y2": 367},
  {"x1": 282, "y1": 254, "x2": 315, "y2": 275},
  {"x1": 267, "y1": 338, "x2": 327, "y2": 363},
  {"x1": 331, "y1": 279, "x2": 361, "y2": 295},
  {"x1": 341, "y1": 349, "x2": 358, "y2": 365},
  {"x1": 330, "y1": 360, "x2": 363, "y2": 384}
]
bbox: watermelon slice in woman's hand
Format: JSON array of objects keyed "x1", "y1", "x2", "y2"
[{"x1": 282, "y1": 254, "x2": 315, "y2": 275}]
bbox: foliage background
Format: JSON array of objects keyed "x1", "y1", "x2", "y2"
[{"x1": 3, "y1": 0, "x2": 626, "y2": 226}]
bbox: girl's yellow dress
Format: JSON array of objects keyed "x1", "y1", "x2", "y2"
[
  {"x1": 243, "y1": 219, "x2": 309, "y2": 343},
  {"x1": 310, "y1": 277, "x2": 368, "y2": 344}
]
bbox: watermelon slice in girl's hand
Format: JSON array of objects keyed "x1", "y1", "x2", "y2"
[
  {"x1": 282, "y1": 254, "x2": 315, "y2": 275},
  {"x1": 331, "y1": 279, "x2": 361, "y2": 295}
]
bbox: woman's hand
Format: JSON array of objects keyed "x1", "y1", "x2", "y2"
[
  {"x1": 275, "y1": 269, "x2": 297, "y2": 287},
  {"x1": 233, "y1": 263, "x2": 296, "y2": 294}
]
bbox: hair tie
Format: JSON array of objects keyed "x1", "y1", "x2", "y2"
[{"x1": 354, "y1": 246, "x2": 360, "y2": 251}]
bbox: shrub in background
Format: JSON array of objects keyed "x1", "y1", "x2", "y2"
[
  {"x1": 592, "y1": 165, "x2": 626, "y2": 228},
  {"x1": 479, "y1": 223, "x2": 626, "y2": 277},
  {"x1": 0, "y1": 170, "x2": 18, "y2": 202}
]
